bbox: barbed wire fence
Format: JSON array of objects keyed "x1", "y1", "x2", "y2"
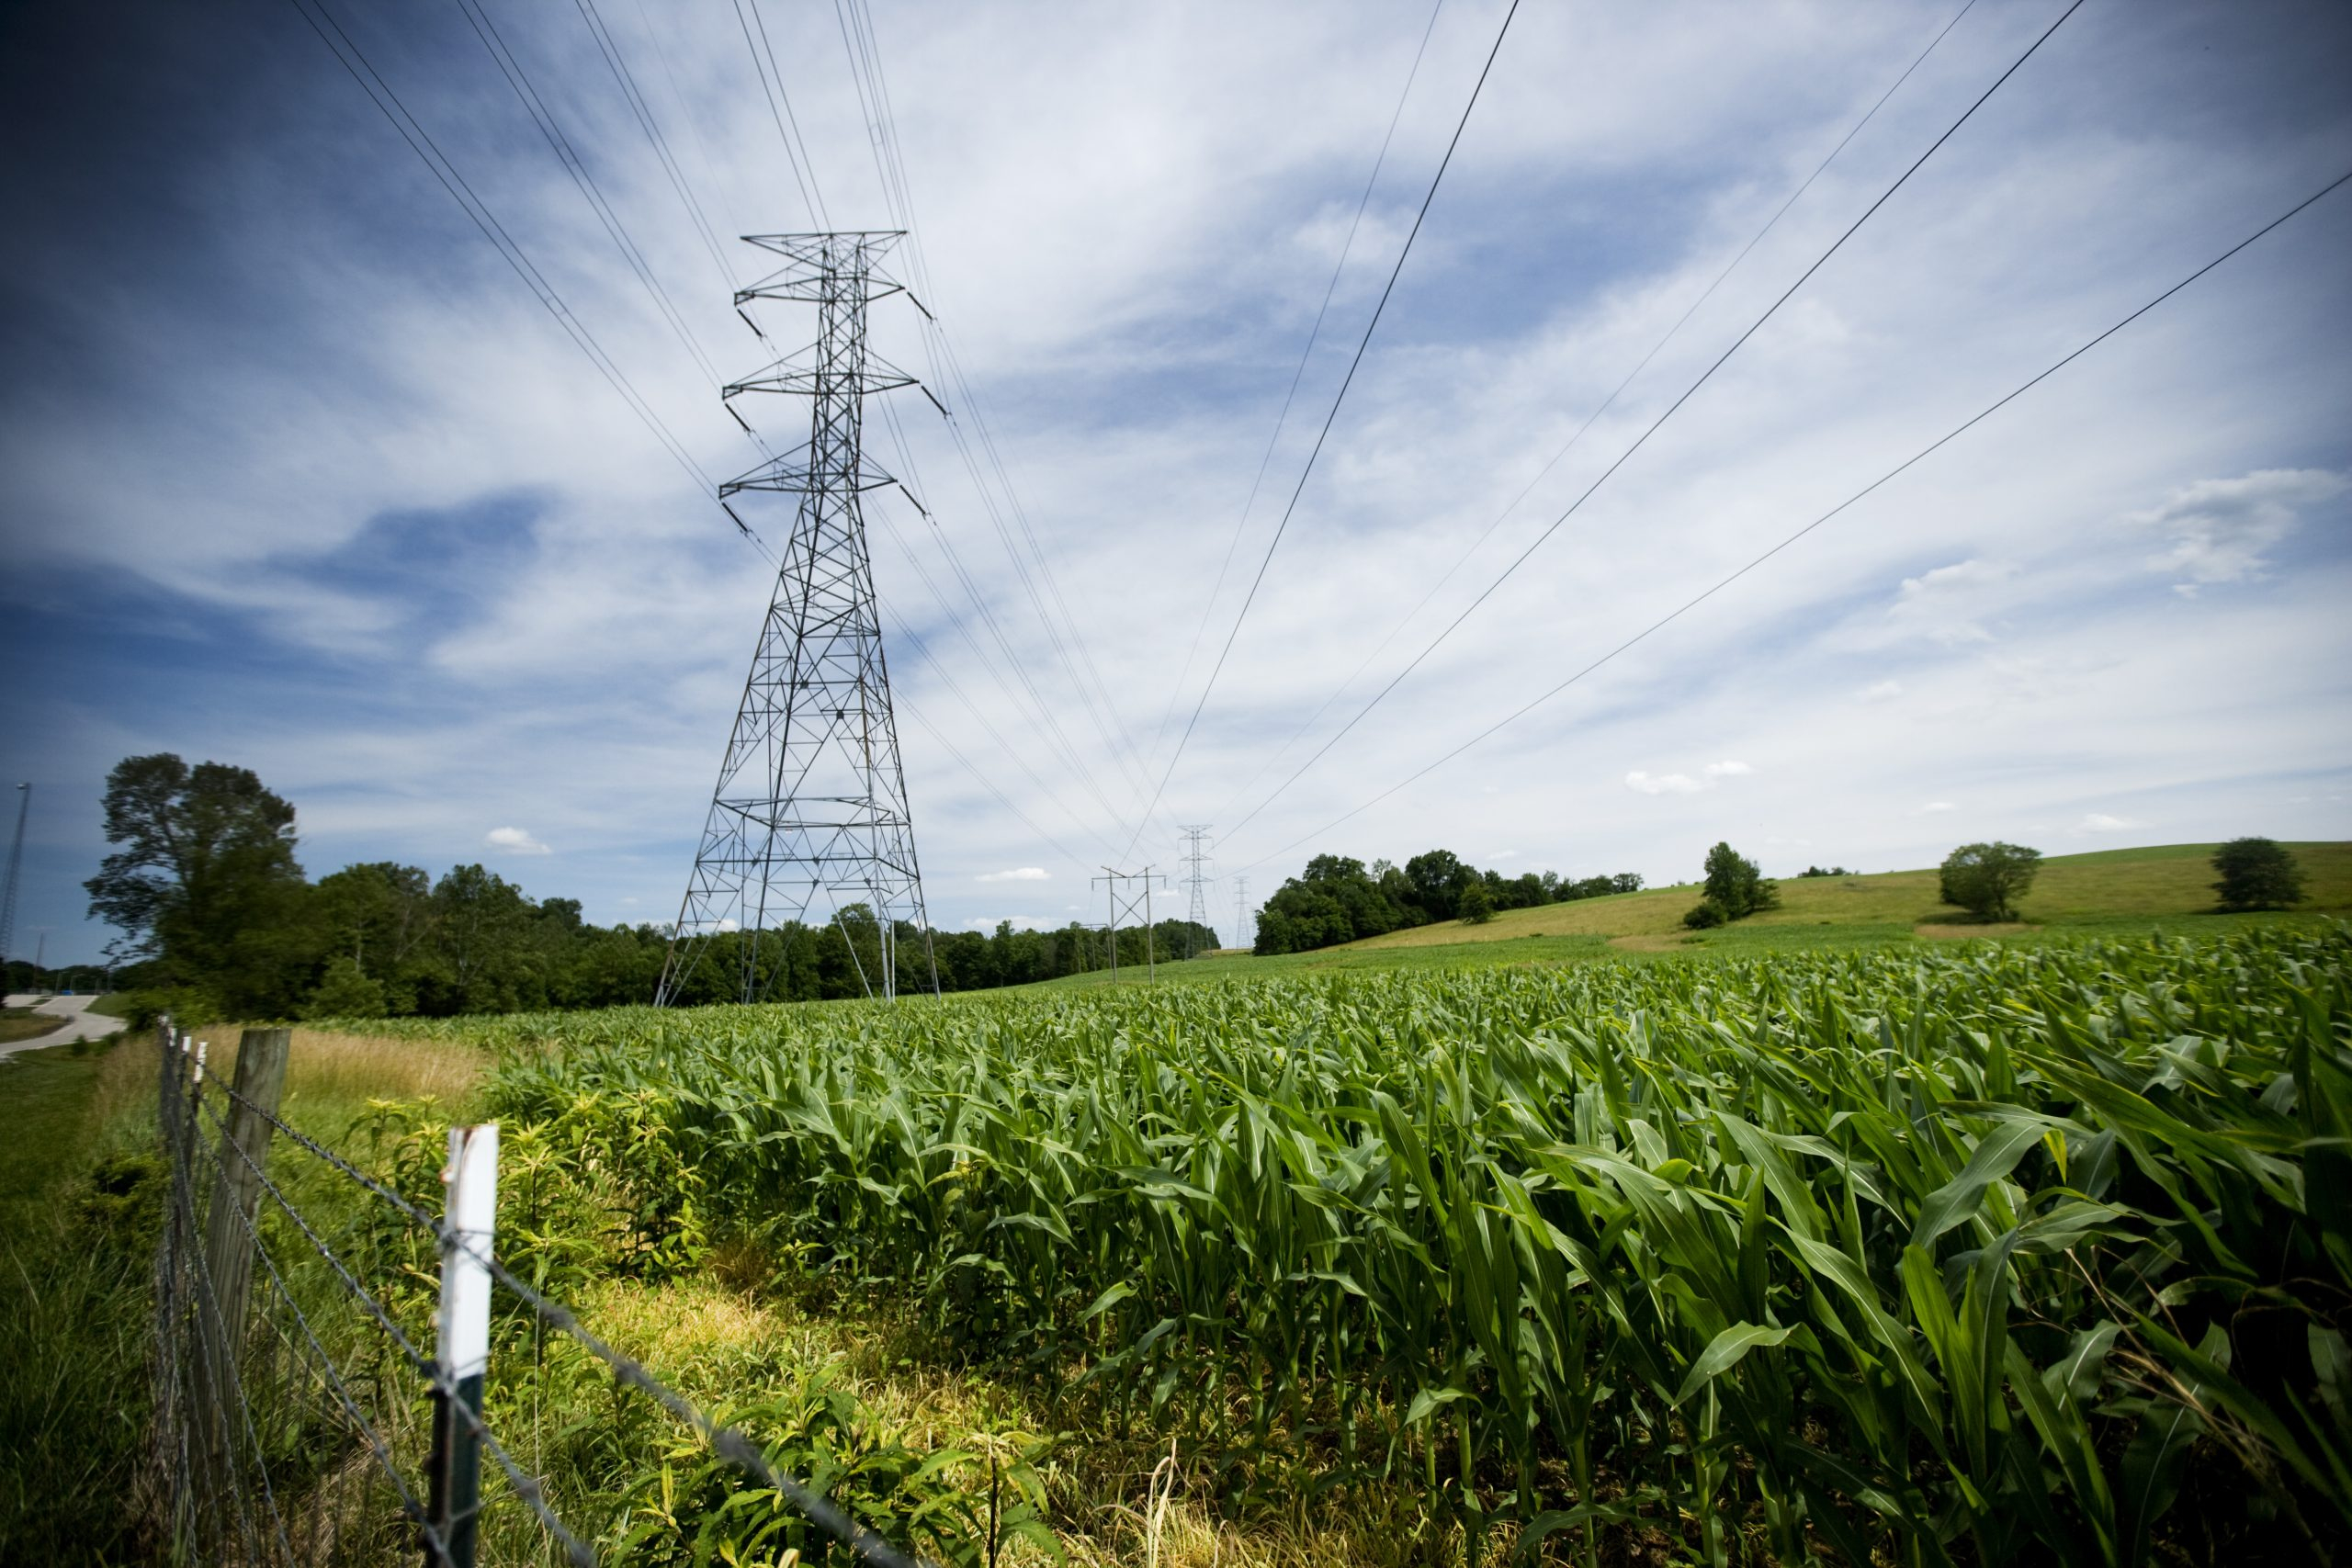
[{"x1": 149, "y1": 1020, "x2": 938, "y2": 1568}]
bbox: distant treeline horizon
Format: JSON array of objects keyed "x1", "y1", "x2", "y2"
[
  {"x1": 1254, "y1": 851, "x2": 1643, "y2": 955},
  {"x1": 74, "y1": 752, "x2": 1216, "y2": 1023}
]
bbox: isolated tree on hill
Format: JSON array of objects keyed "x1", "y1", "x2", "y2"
[
  {"x1": 1704, "y1": 842, "x2": 1779, "y2": 919},
  {"x1": 1458, "y1": 879, "x2": 1497, "y2": 924},
  {"x1": 2211, "y1": 837, "x2": 2303, "y2": 911},
  {"x1": 1939, "y1": 841, "x2": 2041, "y2": 921}
]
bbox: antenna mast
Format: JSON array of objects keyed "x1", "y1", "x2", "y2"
[{"x1": 0, "y1": 784, "x2": 27, "y2": 973}]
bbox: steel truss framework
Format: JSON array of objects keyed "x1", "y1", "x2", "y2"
[{"x1": 659, "y1": 231, "x2": 938, "y2": 1005}]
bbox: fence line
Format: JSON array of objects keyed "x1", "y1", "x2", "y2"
[{"x1": 151, "y1": 1019, "x2": 940, "y2": 1567}]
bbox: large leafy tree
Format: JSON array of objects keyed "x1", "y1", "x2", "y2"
[
  {"x1": 1939, "y1": 841, "x2": 2041, "y2": 922},
  {"x1": 85, "y1": 754, "x2": 313, "y2": 1014},
  {"x1": 2211, "y1": 837, "x2": 2303, "y2": 911}
]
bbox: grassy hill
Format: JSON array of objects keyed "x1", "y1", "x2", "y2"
[
  {"x1": 1344, "y1": 840, "x2": 2352, "y2": 950},
  {"x1": 1039, "y1": 841, "x2": 2349, "y2": 987}
]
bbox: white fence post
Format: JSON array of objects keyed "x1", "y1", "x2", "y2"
[{"x1": 426, "y1": 1123, "x2": 497, "y2": 1568}]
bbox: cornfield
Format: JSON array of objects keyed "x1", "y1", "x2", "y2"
[{"x1": 372, "y1": 927, "x2": 2352, "y2": 1563}]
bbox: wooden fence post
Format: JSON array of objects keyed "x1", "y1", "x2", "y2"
[{"x1": 195, "y1": 1026, "x2": 291, "y2": 1501}]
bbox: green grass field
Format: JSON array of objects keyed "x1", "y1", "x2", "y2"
[{"x1": 1032, "y1": 841, "x2": 2349, "y2": 989}]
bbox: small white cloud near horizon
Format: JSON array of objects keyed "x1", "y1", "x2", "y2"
[
  {"x1": 1860, "y1": 679, "x2": 1905, "y2": 702},
  {"x1": 484, "y1": 826, "x2": 550, "y2": 856},
  {"x1": 2076, "y1": 812, "x2": 2146, "y2": 833},
  {"x1": 1920, "y1": 801, "x2": 1957, "y2": 814},
  {"x1": 978, "y1": 866, "x2": 1050, "y2": 883},
  {"x1": 1626, "y1": 760, "x2": 1751, "y2": 796},
  {"x1": 2130, "y1": 468, "x2": 2347, "y2": 594},
  {"x1": 967, "y1": 914, "x2": 1050, "y2": 931}
]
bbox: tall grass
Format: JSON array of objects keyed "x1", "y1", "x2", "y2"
[{"x1": 423, "y1": 926, "x2": 2352, "y2": 1564}]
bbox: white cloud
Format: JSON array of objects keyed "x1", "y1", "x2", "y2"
[
  {"x1": 978, "y1": 866, "x2": 1051, "y2": 883},
  {"x1": 967, "y1": 914, "x2": 1051, "y2": 931},
  {"x1": 1920, "y1": 801, "x2": 1957, "y2": 814},
  {"x1": 2130, "y1": 468, "x2": 2347, "y2": 593},
  {"x1": 1625, "y1": 771, "x2": 1703, "y2": 795},
  {"x1": 2075, "y1": 812, "x2": 2145, "y2": 833},
  {"x1": 1860, "y1": 679, "x2": 1904, "y2": 702},
  {"x1": 1626, "y1": 761, "x2": 1750, "y2": 795},
  {"x1": 1888, "y1": 559, "x2": 2018, "y2": 646},
  {"x1": 484, "y1": 826, "x2": 550, "y2": 856}
]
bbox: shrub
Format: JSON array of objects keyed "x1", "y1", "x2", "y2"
[
  {"x1": 1682, "y1": 899, "x2": 1726, "y2": 930},
  {"x1": 1458, "y1": 881, "x2": 1496, "y2": 925},
  {"x1": 2212, "y1": 836, "x2": 2305, "y2": 911},
  {"x1": 1939, "y1": 841, "x2": 2041, "y2": 921}
]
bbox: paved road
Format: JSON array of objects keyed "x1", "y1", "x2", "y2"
[{"x1": 2, "y1": 993, "x2": 126, "y2": 1063}]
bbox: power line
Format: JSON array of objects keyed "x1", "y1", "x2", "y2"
[
  {"x1": 1232, "y1": 164, "x2": 2352, "y2": 872},
  {"x1": 729, "y1": 0, "x2": 828, "y2": 226},
  {"x1": 284, "y1": 0, "x2": 723, "y2": 507},
  {"x1": 829, "y1": 0, "x2": 1172, "y2": 828},
  {"x1": 1129, "y1": 0, "x2": 1524, "y2": 856},
  {"x1": 1148, "y1": 0, "x2": 1450, "y2": 766},
  {"x1": 1207, "y1": 0, "x2": 1979, "y2": 824},
  {"x1": 450, "y1": 0, "x2": 726, "y2": 389},
  {"x1": 1218, "y1": 0, "x2": 2084, "y2": 841}
]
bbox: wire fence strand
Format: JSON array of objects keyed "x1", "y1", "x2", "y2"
[{"x1": 153, "y1": 1022, "x2": 943, "y2": 1567}]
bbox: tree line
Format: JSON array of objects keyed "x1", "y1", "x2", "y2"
[
  {"x1": 1253, "y1": 849, "x2": 1642, "y2": 954},
  {"x1": 79, "y1": 754, "x2": 1212, "y2": 1022}
]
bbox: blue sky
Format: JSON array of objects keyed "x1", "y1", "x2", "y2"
[{"x1": 3, "y1": 0, "x2": 2349, "y2": 967}]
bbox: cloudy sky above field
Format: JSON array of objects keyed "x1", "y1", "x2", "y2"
[{"x1": 3, "y1": 0, "x2": 2349, "y2": 964}]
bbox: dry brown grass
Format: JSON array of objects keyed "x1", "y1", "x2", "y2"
[{"x1": 85, "y1": 1024, "x2": 485, "y2": 1146}]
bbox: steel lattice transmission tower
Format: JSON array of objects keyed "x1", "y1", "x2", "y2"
[
  {"x1": 658, "y1": 232, "x2": 938, "y2": 1006},
  {"x1": 1178, "y1": 825, "x2": 1213, "y2": 957}
]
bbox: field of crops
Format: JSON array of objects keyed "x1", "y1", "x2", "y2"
[{"x1": 368, "y1": 927, "x2": 2352, "y2": 1564}]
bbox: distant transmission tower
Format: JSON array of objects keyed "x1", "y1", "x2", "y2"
[
  {"x1": 1178, "y1": 826, "x2": 1213, "y2": 958},
  {"x1": 658, "y1": 232, "x2": 937, "y2": 1006},
  {"x1": 1233, "y1": 874, "x2": 1250, "y2": 954},
  {"x1": 0, "y1": 784, "x2": 26, "y2": 969}
]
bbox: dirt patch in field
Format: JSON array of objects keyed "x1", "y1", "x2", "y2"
[
  {"x1": 1914, "y1": 922, "x2": 2041, "y2": 941},
  {"x1": 1609, "y1": 933, "x2": 1689, "y2": 953}
]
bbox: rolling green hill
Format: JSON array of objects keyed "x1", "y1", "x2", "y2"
[
  {"x1": 1037, "y1": 840, "x2": 2349, "y2": 987},
  {"x1": 1343, "y1": 839, "x2": 2352, "y2": 950}
]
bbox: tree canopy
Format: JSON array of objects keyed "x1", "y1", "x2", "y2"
[
  {"x1": 1939, "y1": 841, "x2": 2042, "y2": 922},
  {"x1": 1253, "y1": 849, "x2": 1642, "y2": 955},
  {"x1": 2211, "y1": 837, "x2": 2303, "y2": 911}
]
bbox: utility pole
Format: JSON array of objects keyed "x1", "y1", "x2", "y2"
[
  {"x1": 659, "y1": 231, "x2": 938, "y2": 1007},
  {"x1": 1093, "y1": 866, "x2": 1169, "y2": 984},
  {"x1": 1178, "y1": 826, "x2": 1213, "y2": 958},
  {"x1": 0, "y1": 783, "x2": 26, "y2": 975},
  {"x1": 1233, "y1": 875, "x2": 1250, "y2": 954}
]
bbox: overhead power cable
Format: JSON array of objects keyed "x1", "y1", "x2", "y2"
[
  {"x1": 1219, "y1": 0, "x2": 2083, "y2": 840},
  {"x1": 451, "y1": 0, "x2": 724, "y2": 389},
  {"x1": 731, "y1": 0, "x2": 829, "y2": 226},
  {"x1": 1208, "y1": 0, "x2": 1978, "y2": 823},
  {"x1": 1232, "y1": 164, "x2": 2352, "y2": 872},
  {"x1": 284, "y1": 0, "x2": 722, "y2": 506},
  {"x1": 1130, "y1": 0, "x2": 1525, "y2": 856},
  {"x1": 1148, "y1": 0, "x2": 1450, "y2": 764},
  {"x1": 826, "y1": 0, "x2": 1176, "y2": 842}
]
